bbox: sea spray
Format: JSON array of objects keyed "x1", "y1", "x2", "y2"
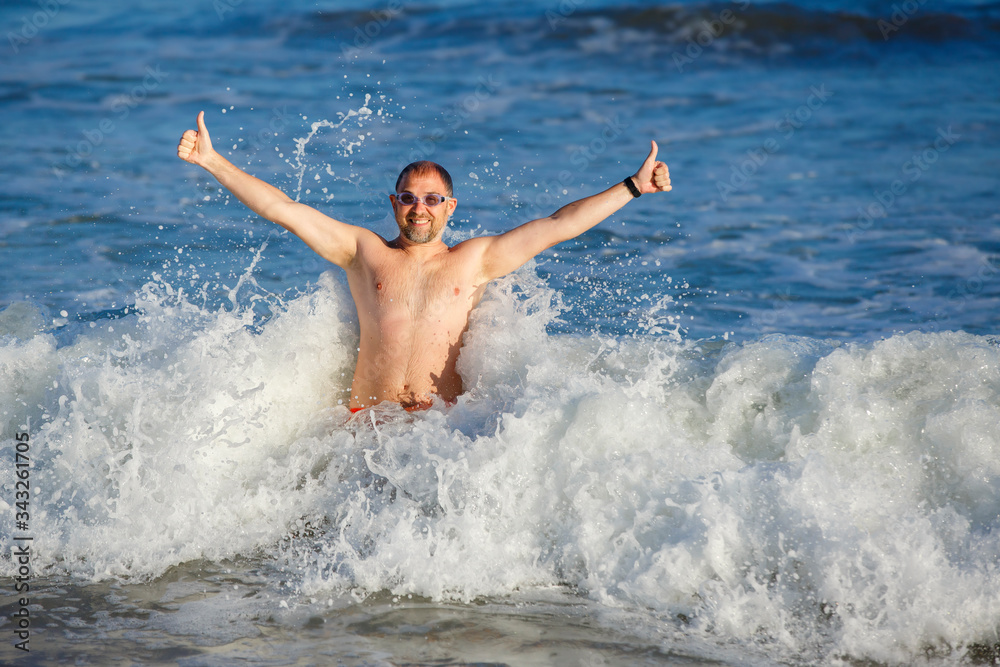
[
  {"x1": 1, "y1": 271, "x2": 359, "y2": 579},
  {"x1": 289, "y1": 93, "x2": 381, "y2": 201},
  {"x1": 3, "y1": 266, "x2": 1000, "y2": 662},
  {"x1": 284, "y1": 328, "x2": 1000, "y2": 663}
]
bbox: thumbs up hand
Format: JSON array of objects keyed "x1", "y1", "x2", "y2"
[
  {"x1": 177, "y1": 111, "x2": 215, "y2": 167},
  {"x1": 632, "y1": 140, "x2": 671, "y2": 194}
]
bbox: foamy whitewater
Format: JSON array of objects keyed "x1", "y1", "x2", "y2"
[
  {"x1": 3, "y1": 0, "x2": 1000, "y2": 663},
  {"x1": 3, "y1": 265, "x2": 999, "y2": 663}
]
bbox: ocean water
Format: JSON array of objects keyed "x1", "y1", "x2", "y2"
[{"x1": 2, "y1": 0, "x2": 1000, "y2": 664}]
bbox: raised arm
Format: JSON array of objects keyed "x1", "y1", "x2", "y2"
[
  {"x1": 177, "y1": 111, "x2": 362, "y2": 268},
  {"x1": 477, "y1": 140, "x2": 671, "y2": 281}
]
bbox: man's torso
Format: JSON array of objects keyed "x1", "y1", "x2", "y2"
[{"x1": 344, "y1": 233, "x2": 489, "y2": 409}]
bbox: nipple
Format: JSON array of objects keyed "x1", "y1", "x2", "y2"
[
  {"x1": 454, "y1": 287, "x2": 460, "y2": 296},
  {"x1": 376, "y1": 282, "x2": 383, "y2": 290}
]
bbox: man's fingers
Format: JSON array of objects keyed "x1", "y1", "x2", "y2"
[
  {"x1": 178, "y1": 127, "x2": 201, "y2": 162},
  {"x1": 177, "y1": 111, "x2": 212, "y2": 164},
  {"x1": 652, "y1": 162, "x2": 671, "y2": 191}
]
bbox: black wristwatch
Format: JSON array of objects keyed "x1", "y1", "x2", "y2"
[{"x1": 623, "y1": 176, "x2": 641, "y2": 198}]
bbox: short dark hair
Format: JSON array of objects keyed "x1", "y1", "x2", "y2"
[{"x1": 395, "y1": 161, "x2": 454, "y2": 197}]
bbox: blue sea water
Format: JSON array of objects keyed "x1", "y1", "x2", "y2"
[{"x1": 1, "y1": 0, "x2": 1000, "y2": 664}]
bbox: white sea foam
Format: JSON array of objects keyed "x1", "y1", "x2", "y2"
[{"x1": 2, "y1": 269, "x2": 999, "y2": 663}]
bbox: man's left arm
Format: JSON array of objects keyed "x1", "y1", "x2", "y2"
[{"x1": 478, "y1": 140, "x2": 671, "y2": 281}]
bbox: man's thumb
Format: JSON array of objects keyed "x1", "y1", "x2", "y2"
[
  {"x1": 645, "y1": 140, "x2": 658, "y2": 166},
  {"x1": 196, "y1": 110, "x2": 208, "y2": 136}
]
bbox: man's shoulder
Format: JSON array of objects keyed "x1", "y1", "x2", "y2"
[
  {"x1": 449, "y1": 234, "x2": 495, "y2": 254},
  {"x1": 351, "y1": 228, "x2": 393, "y2": 254}
]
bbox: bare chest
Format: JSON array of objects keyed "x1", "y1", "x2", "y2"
[{"x1": 351, "y1": 248, "x2": 482, "y2": 324}]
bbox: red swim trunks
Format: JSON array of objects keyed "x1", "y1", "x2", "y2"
[
  {"x1": 349, "y1": 404, "x2": 428, "y2": 414},
  {"x1": 349, "y1": 400, "x2": 451, "y2": 414}
]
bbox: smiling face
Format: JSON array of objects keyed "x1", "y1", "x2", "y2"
[{"x1": 390, "y1": 170, "x2": 457, "y2": 245}]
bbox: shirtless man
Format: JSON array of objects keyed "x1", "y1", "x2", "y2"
[{"x1": 177, "y1": 111, "x2": 671, "y2": 411}]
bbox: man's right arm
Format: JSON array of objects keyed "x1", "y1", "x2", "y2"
[{"x1": 177, "y1": 111, "x2": 360, "y2": 268}]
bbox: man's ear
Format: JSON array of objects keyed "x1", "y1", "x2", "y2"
[{"x1": 448, "y1": 198, "x2": 457, "y2": 218}]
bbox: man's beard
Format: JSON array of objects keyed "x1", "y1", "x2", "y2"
[{"x1": 402, "y1": 219, "x2": 438, "y2": 243}]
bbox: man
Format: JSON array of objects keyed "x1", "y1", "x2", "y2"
[{"x1": 177, "y1": 111, "x2": 671, "y2": 412}]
